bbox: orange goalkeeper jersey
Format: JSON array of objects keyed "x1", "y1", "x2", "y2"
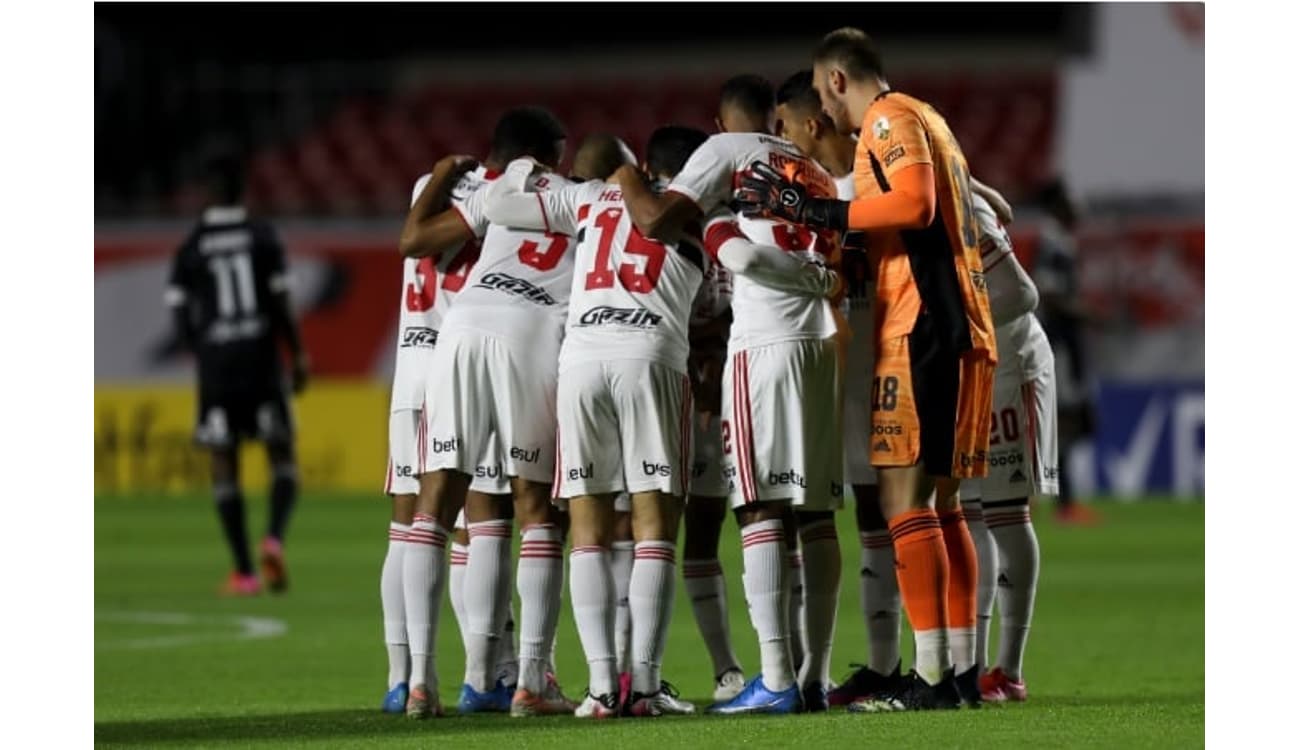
[{"x1": 852, "y1": 90, "x2": 996, "y2": 356}]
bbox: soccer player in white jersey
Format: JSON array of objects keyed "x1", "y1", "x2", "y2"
[
  {"x1": 614, "y1": 76, "x2": 845, "y2": 715},
  {"x1": 378, "y1": 151, "x2": 519, "y2": 714},
  {"x1": 391, "y1": 107, "x2": 577, "y2": 719},
  {"x1": 482, "y1": 125, "x2": 711, "y2": 718},
  {"x1": 958, "y1": 193, "x2": 1056, "y2": 704}
]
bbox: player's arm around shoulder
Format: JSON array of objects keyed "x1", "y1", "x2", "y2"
[{"x1": 397, "y1": 154, "x2": 480, "y2": 259}]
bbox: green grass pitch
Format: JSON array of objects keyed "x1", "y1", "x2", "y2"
[{"x1": 95, "y1": 496, "x2": 1203, "y2": 748}]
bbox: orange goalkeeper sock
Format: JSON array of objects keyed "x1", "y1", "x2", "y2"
[
  {"x1": 939, "y1": 509, "x2": 979, "y2": 674},
  {"x1": 889, "y1": 509, "x2": 951, "y2": 684}
]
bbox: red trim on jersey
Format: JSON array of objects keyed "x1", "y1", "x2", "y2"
[
  {"x1": 982, "y1": 251, "x2": 1010, "y2": 273},
  {"x1": 484, "y1": 168, "x2": 503, "y2": 180},
  {"x1": 536, "y1": 194, "x2": 551, "y2": 234},
  {"x1": 703, "y1": 221, "x2": 745, "y2": 262},
  {"x1": 1023, "y1": 381, "x2": 1039, "y2": 490},
  {"x1": 577, "y1": 204, "x2": 591, "y2": 223},
  {"x1": 385, "y1": 457, "x2": 394, "y2": 494}
]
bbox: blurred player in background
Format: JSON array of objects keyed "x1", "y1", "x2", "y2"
[
  {"x1": 743, "y1": 27, "x2": 997, "y2": 710},
  {"x1": 617, "y1": 75, "x2": 845, "y2": 715},
  {"x1": 1033, "y1": 177, "x2": 1097, "y2": 525},
  {"x1": 165, "y1": 152, "x2": 309, "y2": 597},
  {"x1": 958, "y1": 192, "x2": 1055, "y2": 703}
]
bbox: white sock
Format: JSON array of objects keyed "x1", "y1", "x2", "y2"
[
  {"x1": 611, "y1": 539, "x2": 635, "y2": 674},
  {"x1": 962, "y1": 500, "x2": 997, "y2": 671},
  {"x1": 569, "y1": 545, "x2": 617, "y2": 696},
  {"x1": 985, "y1": 501, "x2": 1039, "y2": 681},
  {"x1": 682, "y1": 559, "x2": 741, "y2": 677},
  {"x1": 517, "y1": 523, "x2": 564, "y2": 693},
  {"x1": 382, "y1": 522, "x2": 411, "y2": 689},
  {"x1": 403, "y1": 514, "x2": 449, "y2": 691},
  {"x1": 630, "y1": 541, "x2": 677, "y2": 694},
  {"x1": 741, "y1": 520, "x2": 794, "y2": 691},
  {"x1": 797, "y1": 520, "x2": 840, "y2": 687},
  {"x1": 914, "y1": 628, "x2": 951, "y2": 686},
  {"x1": 495, "y1": 592, "x2": 520, "y2": 687},
  {"x1": 859, "y1": 530, "x2": 901, "y2": 675},
  {"x1": 464, "y1": 520, "x2": 511, "y2": 691},
  {"x1": 449, "y1": 541, "x2": 469, "y2": 650},
  {"x1": 787, "y1": 548, "x2": 805, "y2": 673}
]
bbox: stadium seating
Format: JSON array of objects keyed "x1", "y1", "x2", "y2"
[{"x1": 170, "y1": 72, "x2": 1057, "y2": 217}]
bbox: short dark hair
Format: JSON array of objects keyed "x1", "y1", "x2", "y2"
[
  {"x1": 205, "y1": 151, "x2": 245, "y2": 205},
  {"x1": 776, "y1": 70, "x2": 822, "y2": 115},
  {"x1": 813, "y1": 27, "x2": 886, "y2": 81},
  {"x1": 489, "y1": 106, "x2": 567, "y2": 163},
  {"x1": 645, "y1": 126, "x2": 709, "y2": 179},
  {"x1": 719, "y1": 74, "x2": 775, "y2": 120},
  {"x1": 570, "y1": 133, "x2": 632, "y2": 182}
]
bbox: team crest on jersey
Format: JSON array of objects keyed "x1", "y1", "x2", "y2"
[
  {"x1": 969, "y1": 269, "x2": 988, "y2": 293},
  {"x1": 872, "y1": 116, "x2": 891, "y2": 141}
]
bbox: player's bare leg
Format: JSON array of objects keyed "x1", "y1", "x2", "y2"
[
  {"x1": 456, "y1": 490, "x2": 515, "y2": 713},
  {"x1": 209, "y1": 447, "x2": 258, "y2": 596},
  {"x1": 380, "y1": 492, "x2": 416, "y2": 712},
  {"x1": 402, "y1": 468, "x2": 469, "y2": 718},
  {"x1": 933, "y1": 476, "x2": 981, "y2": 706},
  {"x1": 828, "y1": 484, "x2": 903, "y2": 706},
  {"x1": 567, "y1": 493, "x2": 621, "y2": 718},
  {"x1": 260, "y1": 439, "x2": 297, "y2": 593},
  {"x1": 794, "y1": 509, "x2": 840, "y2": 711},
  {"x1": 611, "y1": 507, "x2": 635, "y2": 700},
  {"x1": 509, "y1": 478, "x2": 575, "y2": 716},
  {"x1": 683, "y1": 495, "x2": 744, "y2": 700},
  {"x1": 625, "y1": 491, "x2": 694, "y2": 716},
  {"x1": 710, "y1": 501, "x2": 802, "y2": 714}
]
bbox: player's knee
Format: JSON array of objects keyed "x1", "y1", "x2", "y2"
[{"x1": 213, "y1": 480, "x2": 239, "y2": 506}]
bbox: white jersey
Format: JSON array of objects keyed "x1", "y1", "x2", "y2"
[
  {"x1": 440, "y1": 169, "x2": 576, "y2": 350},
  {"x1": 670, "y1": 132, "x2": 840, "y2": 350},
  {"x1": 528, "y1": 180, "x2": 707, "y2": 374},
  {"x1": 389, "y1": 169, "x2": 489, "y2": 410},
  {"x1": 971, "y1": 193, "x2": 1050, "y2": 380},
  {"x1": 690, "y1": 260, "x2": 733, "y2": 326}
]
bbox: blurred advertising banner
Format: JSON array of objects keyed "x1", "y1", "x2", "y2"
[
  {"x1": 1065, "y1": 380, "x2": 1204, "y2": 500},
  {"x1": 95, "y1": 382, "x2": 387, "y2": 496}
]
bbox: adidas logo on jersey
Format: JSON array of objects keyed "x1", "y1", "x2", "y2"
[
  {"x1": 474, "y1": 272, "x2": 557, "y2": 306},
  {"x1": 997, "y1": 572, "x2": 1012, "y2": 587},
  {"x1": 873, "y1": 439, "x2": 891, "y2": 452},
  {"x1": 577, "y1": 305, "x2": 663, "y2": 329},
  {"x1": 1010, "y1": 469, "x2": 1028, "y2": 483}
]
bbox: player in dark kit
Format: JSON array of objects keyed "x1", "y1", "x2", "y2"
[{"x1": 165, "y1": 153, "x2": 310, "y2": 596}]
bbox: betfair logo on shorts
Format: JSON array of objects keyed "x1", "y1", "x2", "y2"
[
  {"x1": 475, "y1": 465, "x2": 502, "y2": 479},
  {"x1": 642, "y1": 461, "x2": 671, "y2": 478},
  {"x1": 567, "y1": 463, "x2": 594, "y2": 481},
  {"x1": 401, "y1": 326, "x2": 438, "y2": 348},
  {"x1": 959, "y1": 451, "x2": 988, "y2": 469},
  {"x1": 769, "y1": 470, "x2": 806, "y2": 488},
  {"x1": 430, "y1": 437, "x2": 460, "y2": 454},
  {"x1": 395, "y1": 464, "x2": 414, "y2": 477},
  {"x1": 577, "y1": 306, "x2": 663, "y2": 329},
  {"x1": 475, "y1": 272, "x2": 557, "y2": 306},
  {"x1": 511, "y1": 447, "x2": 540, "y2": 463}
]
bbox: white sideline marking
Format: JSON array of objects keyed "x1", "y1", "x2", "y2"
[{"x1": 96, "y1": 611, "x2": 288, "y2": 650}]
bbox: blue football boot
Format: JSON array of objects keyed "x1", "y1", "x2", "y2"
[
  {"x1": 707, "y1": 674, "x2": 803, "y2": 715},
  {"x1": 382, "y1": 682, "x2": 409, "y2": 714}
]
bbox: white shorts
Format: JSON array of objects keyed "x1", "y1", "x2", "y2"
[
  {"x1": 386, "y1": 408, "x2": 511, "y2": 496},
  {"x1": 690, "y1": 413, "x2": 730, "y2": 498},
  {"x1": 423, "y1": 330, "x2": 558, "y2": 485},
  {"x1": 555, "y1": 360, "x2": 692, "y2": 499},
  {"x1": 842, "y1": 381, "x2": 878, "y2": 488},
  {"x1": 959, "y1": 364, "x2": 1060, "y2": 503},
  {"x1": 722, "y1": 338, "x2": 844, "y2": 510}
]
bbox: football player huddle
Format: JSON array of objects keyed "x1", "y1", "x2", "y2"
[{"x1": 376, "y1": 27, "x2": 1056, "y2": 719}]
